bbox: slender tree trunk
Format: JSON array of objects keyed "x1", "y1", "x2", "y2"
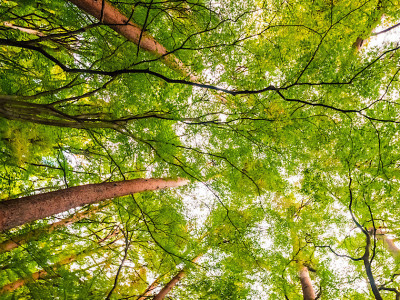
[
  {"x1": 67, "y1": 0, "x2": 196, "y2": 81},
  {"x1": 0, "y1": 178, "x2": 188, "y2": 231},
  {"x1": 373, "y1": 229, "x2": 400, "y2": 258},
  {"x1": 382, "y1": 237, "x2": 400, "y2": 258},
  {"x1": 372, "y1": 22, "x2": 400, "y2": 36},
  {"x1": 0, "y1": 202, "x2": 107, "y2": 254},
  {"x1": 298, "y1": 264, "x2": 316, "y2": 300},
  {"x1": 0, "y1": 270, "x2": 48, "y2": 295},
  {"x1": 364, "y1": 258, "x2": 383, "y2": 300},
  {"x1": 3, "y1": 22, "x2": 45, "y2": 37},
  {"x1": 0, "y1": 244, "x2": 116, "y2": 295},
  {"x1": 137, "y1": 277, "x2": 161, "y2": 300},
  {"x1": 363, "y1": 233, "x2": 383, "y2": 300},
  {"x1": 152, "y1": 270, "x2": 186, "y2": 300},
  {"x1": 152, "y1": 256, "x2": 201, "y2": 300}
]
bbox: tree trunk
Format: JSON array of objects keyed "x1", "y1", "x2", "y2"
[
  {"x1": 0, "y1": 178, "x2": 188, "y2": 231},
  {"x1": 0, "y1": 202, "x2": 107, "y2": 254},
  {"x1": 299, "y1": 265, "x2": 316, "y2": 300},
  {"x1": 364, "y1": 258, "x2": 383, "y2": 300},
  {"x1": 0, "y1": 244, "x2": 116, "y2": 295},
  {"x1": 0, "y1": 270, "x2": 48, "y2": 295},
  {"x1": 363, "y1": 232, "x2": 383, "y2": 300},
  {"x1": 137, "y1": 277, "x2": 160, "y2": 300},
  {"x1": 353, "y1": 37, "x2": 364, "y2": 51},
  {"x1": 382, "y1": 237, "x2": 400, "y2": 258},
  {"x1": 152, "y1": 270, "x2": 186, "y2": 300},
  {"x1": 3, "y1": 22, "x2": 45, "y2": 37},
  {"x1": 152, "y1": 256, "x2": 201, "y2": 300},
  {"x1": 67, "y1": 0, "x2": 196, "y2": 81},
  {"x1": 374, "y1": 229, "x2": 400, "y2": 258}
]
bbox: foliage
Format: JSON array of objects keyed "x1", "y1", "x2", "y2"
[{"x1": 1, "y1": 0, "x2": 400, "y2": 298}]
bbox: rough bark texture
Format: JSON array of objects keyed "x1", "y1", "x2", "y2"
[
  {"x1": 67, "y1": 0, "x2": 196, "y2": 80},
  {"x1": 299, "y1": 265, "x2": 316, "y2": 300},
  {"x1": 0, "y1": 203, "x2": 107, "y2": 254},
  {"x1": 0, "y1": 178, "x2": 188, "y2": 231}
]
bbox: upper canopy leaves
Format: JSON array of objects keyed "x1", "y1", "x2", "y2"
[{"x1": 1, "y1": 0, "x2": 400, "y2": 298}]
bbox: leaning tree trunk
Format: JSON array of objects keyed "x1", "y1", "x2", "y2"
[
  {"x1": 152, "y1": 270, "x2": 186, "y2": 300},
  {"x1": 0, "y1": 243, "x2": 117, "y2": 295},
  {"x1": 375, "y1": 229, "x2": 400, "y2": 259},
  {"x1": 137, "y1": 277, "x2": 161, "y2": 300},
  {"x1": 152, "y1": 256, "x2": 201, "y2": 300},
  {"x1": 0, "y1": 178, "x2": 188, "y2": 231},
  {"x1": 381, "y1": 236, "x2": 400, "y2": 258},
  {"x1": 67, "y1": 0, "x2": 196, "y2": 81},
  {"x1": 0, "y1": 202, "x2": 108, "y2": 254},
  {"x1": 298, "y1": 264, "x2": 316, "y2": 300}
]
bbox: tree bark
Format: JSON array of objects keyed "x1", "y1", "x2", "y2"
[
  {"x1": 0, "y1": 244, "x2": 116, "y2": 295},
  {"x1": 152, "y1": 270, "x2": 185, "y2": 300},
  {"x1": 353, "y1": 37, "x2": 364, "y2": 51},
  {"x1": 3, "y1": 21, "x2": 45, "y2": 37},
  {"x1": 0, "y1": 96, "x2": 121, "y2": 129},
  {"x1": 0, "y1": 202, "x2": 107, "y2": 254},
  {"x1": 373, "y1": 229, "x2": 400, "y2": 258},
  {"x1": 152, "y1": 256, "x2": 200, "y2": 300},
  {"x1": 299, "y1": 265, "x2": 316, "y2": 300},
  {"x1": 137, "y1": 277, "x2": 160, "y2": 300},
  {"x1": 0, "y1": 178, "x2": 188, "y2": 231},
  {"x1": 382, "y1": 237, "x2": 400, "y2": 258},
  {"x1": 363, "y1": 232, "x2": 383, "y2": 300},
  {"x1": 67, "y1": 0, "x2": 196, "y2": 81},
  {"x1": 364, "y1": 258, "x2": 383, "y2": 300}
]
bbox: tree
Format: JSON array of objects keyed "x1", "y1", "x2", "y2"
[
  {"x1": 299, "y1": 264, "x2": 316, "y2": 300},
  {"x1": 2, "y1": 0, "x2": 400, "y2": 299},
  {"x1": 0, "y1": 177, "x2": 188, "y2": 231},
  {"x1": 0, "y1": 201, "x2": 109, "y2": 254}
]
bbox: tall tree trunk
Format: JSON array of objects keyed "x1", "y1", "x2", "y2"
[
  {"x1": 298, "y1": 264, "x2": 316, "y2": 300},
  {"x1": 0, "y1": 202, "x2": 107, "y2": 254},
  {"x1": 67, "y1": 0, "x2": 196, "y2": 81},
  {"x1": 363, "y1": 232, "x2": 383, "y2": 300},
  {"x1": 152, "y1": 270, "x2": 186, "y2": 300},
  {"x1": 0, "y1": 244, "x2": 116, "y2": 295},
  {"x1": 0, "y1": 178, "x2": 188, "y2": 231},
  {"x1": 381, "y1": 236, "x2": 400, "y2": 258},
  {"x1": 373, "y1": 229, "x2": 400, "y2": 258},
  {"x1": 152, "y1": 256, "x2": 201, "y2": 300},
  {"x1": 364, "y1": 258, "x2": 383, "y2": 300},
  {"x1": 137, "y1": 277, "x2": 161, "y2": 300}
]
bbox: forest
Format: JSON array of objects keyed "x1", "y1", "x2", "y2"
[{"x1": 1, "y1": 0, "x2": 400, "y2": 299}]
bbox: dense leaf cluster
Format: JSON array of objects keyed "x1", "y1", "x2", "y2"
[{"x1": 1, "y1": 0, "x2": 400, "y2": 299}]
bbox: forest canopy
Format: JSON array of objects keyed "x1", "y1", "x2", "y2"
[{"x1": 1, "y1": 0, "x2": 400, "y2": 299}]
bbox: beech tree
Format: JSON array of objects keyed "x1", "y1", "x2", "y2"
[{"x1": 1, "y1": 0, "x2": 400, "y2": 299}]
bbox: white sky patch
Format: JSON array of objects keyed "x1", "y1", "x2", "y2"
[
  {"x1": 181, "y1": 182, "x2": 216, "y2": 234},
  {"x1": 218, "y1": 113, "x2": 228, "y2": 122},
  {"x1": 365, "y1": 18, "x2": 400, "y2": 49},
  {"x1": 202, "y1": 64, "x2": 224, "y2": 84}
]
